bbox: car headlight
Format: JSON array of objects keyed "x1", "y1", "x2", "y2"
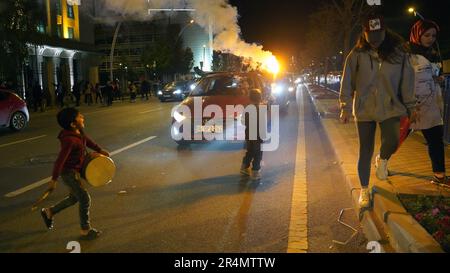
[
  {"x1": 288, "y1": 87, "x2": 294, "y2": 92},
  {"x1": 190, "y1": 84, "x2": 196, "y2": 91},
  {"x1": 174, "y1": 111, "x2": 186, "y2": 122},
  {"x1": 157, "y1": 91, "x2": 163, "y2": 96},
  {"x1": 174, "y1": 89, "x2": 182, "y2": 95},
  {"x1": 271, "y1": 84, "x2": 283, "y2": 95}
]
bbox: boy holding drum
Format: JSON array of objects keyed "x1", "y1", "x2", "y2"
[{"x1": 41, "y1": 107, "x2": 109, "y2": 240}]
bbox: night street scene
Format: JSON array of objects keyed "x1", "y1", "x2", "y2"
[{"x1": 1, "y1": 0, "x2": 450, "y2": 262}]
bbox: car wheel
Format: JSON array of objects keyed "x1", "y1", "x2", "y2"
[{"x1": 10, "y1": 112, "x2": 27, "y2": 131}]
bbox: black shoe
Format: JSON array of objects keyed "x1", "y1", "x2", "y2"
[
  {"x1": 80, "y1": 229, "x2": 102, "y2": 241},
  {"x1": 40, "y1": 209, "x2": 54, "y2": 230},
  {"x1": 431, "y1": 176, "x2": 450, "y2": 188}
]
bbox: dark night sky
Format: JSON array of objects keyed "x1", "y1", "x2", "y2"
[{"x1": 229, "y1": 0, "x2": 450, "y2": 61}]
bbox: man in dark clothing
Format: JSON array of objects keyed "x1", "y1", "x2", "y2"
[
  {"x1": 40, "y1": 107, "x2": 109, "y2": 240},
  {"x1": 140, "y1": 80, "x2": 151, "y2": 100},
  {"x1": 73, "y1": 81, "x2": 81, "y2": 107},
  {"x1": 105, "y1": 81, "x2": 114, "y2": 106},
  {"x1": 32, "y1": 82, "x2": 43, "y2": 112}
]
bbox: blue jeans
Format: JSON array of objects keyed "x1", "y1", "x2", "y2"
[{"x1": 50, "y1": 170, "x2": 91, "y2": 230}]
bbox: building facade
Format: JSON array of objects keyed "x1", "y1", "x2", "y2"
[
  {"x1": 25, "y1": 0, "x2": 99, "y2": 105},
  {"x1": 94, "y1": 2, "x2": 213, "y2": 86}
]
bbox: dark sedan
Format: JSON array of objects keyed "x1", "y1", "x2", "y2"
[{"x1": 157, "y1": 81, "x2": 192, "y2": 102}]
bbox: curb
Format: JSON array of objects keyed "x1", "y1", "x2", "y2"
[{"x1": 304, "y1": 84, "x2": 445, "y2": 253}]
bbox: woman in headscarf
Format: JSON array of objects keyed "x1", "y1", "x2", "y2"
[{"x1": 409, "y1": 19, "x2": 448, "y2": 187}]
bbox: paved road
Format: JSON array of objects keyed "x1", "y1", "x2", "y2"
[{"x1": 0, "y1": 89, "x2": 367, "y2": 253}]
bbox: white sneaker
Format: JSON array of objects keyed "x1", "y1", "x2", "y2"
[
  {"x1": 251, "y1": 170, "x2": 262, "y2": 181},
  {"x1": 375, "y1": 155, "x2": 389, "y2": 181},
  {"x1": 359, "y1": 188, "x2": 371, "y2": 208}
]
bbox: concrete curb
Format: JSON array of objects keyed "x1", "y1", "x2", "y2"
[{"x1": 304, "y1": 84, "x2": 445, "y2": 253}]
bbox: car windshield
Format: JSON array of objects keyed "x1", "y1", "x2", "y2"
[{"x1": 190, "y1": 75, "x2": 255, "y2": 97}]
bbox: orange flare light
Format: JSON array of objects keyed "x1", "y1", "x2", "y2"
[{"x1": 264, "y1": 56, "x2": 280, "y2": 75}]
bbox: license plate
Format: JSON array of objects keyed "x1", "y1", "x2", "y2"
[
  {"x1": 164, "y1": 95, "x2": 171, "y2": 98},
  {"x1": 195, "y1": 125, "x2": 223, "y2": 133}
]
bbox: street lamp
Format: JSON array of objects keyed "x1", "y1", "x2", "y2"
[
  {"x1": 176, "y1": 20, "x2": 195, "y2": 44},
  {"x1": 203, "y1": 44, "x2": 207, "y2": 70},
  {"x1": 408, "y1": 7, "x2": 425, "y2": 20}
]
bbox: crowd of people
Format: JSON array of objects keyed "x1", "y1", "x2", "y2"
[{"x1": 24, "y1": 78, "x2": 160, "y2": 112}]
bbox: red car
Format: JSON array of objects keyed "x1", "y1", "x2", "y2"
[
  {"x1": 0, "y1": 89, "x2": 30, "y2": 131},
  {"x1": 171, "y1": 72, "x2": 272, "y2": 145}
]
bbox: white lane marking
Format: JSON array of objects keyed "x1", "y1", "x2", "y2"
[
  {"x1": 4, "y1": 136, "x2": 158, "y2": 198},
  {"x1": 84, "y1": 109, "x2": 112, "y2": 116},
  {"x1": 0, "y1": 135, "x2": 47, "y2": 149},
  {"x1": 110, "y1": 136, "x2": 157, "y2": 156},
  {"x1": 139, "y1": 108, "x2": 164, "y2": 114},
  {"x1": 287, "y1": 85, "x2": 308, "y2": 253}
]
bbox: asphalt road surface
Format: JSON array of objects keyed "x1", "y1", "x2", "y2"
[{"x1": 0, "y1": 89, "x2": 367, "y2": 253}]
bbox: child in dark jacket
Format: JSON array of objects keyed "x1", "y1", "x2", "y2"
[
  {"x1": 241, "y1": 89, "x2": 264, "y2": 180},
  {"x1": 41, "y1": 107, "x2": 109, "y2": 240}
]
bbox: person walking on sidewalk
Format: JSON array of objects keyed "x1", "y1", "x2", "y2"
[
  {"x1": 408, "y1": 19, "x2": 448, "y2": 187},
  {"x1": 40, "y1": 108, "x2": 110, "y2": 240},
  {"x1": 339, "y1": 13, "x2": 417, "y2": 208}
]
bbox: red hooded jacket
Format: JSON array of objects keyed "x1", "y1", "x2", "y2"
[{"x1": 52, "y1": 130, "x2": 102, "y2": 180}]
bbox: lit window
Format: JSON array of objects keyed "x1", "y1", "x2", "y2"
[
  {"x1": 37, "y1": 23, "x2": 46, "y2": 34},
  {"x1": 56, "y1": 0, "x2": 62, "y2": 15},
  {"x1": 68, "y1": 27, "x2": 74, "y2": 39},
  {"x1": 67, "y1": 3, "x2": 74, "y2": 19}
]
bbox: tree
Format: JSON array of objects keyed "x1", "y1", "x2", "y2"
[
  {"x1": 329, "y1": 0, "x2": 370, "y2": 57},
  {"x1": 179, "y1": 47, "x2": 194, "y2": 74},
  {"x1": 305, "y1": 6, "x2": 341, "y2": 84},
  {"x1": 0, "y1": 0, "x2": 43, "y2": 87}
]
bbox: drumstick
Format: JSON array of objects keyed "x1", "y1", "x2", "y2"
[{"x1": 31, "y1": 186, "x2": 55, "y2": 212}]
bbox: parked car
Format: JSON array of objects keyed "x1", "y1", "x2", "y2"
[
  {"x1": 157, "y1": 80, "x2": 192, "y2": 102},
  {"x1": 171, "y1": 71, "x2": 272, "y2": 145},
  {"x1": 0, "y1": 89, "x2": 30, "y2": 131}
]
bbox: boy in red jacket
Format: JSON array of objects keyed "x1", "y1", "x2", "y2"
[{"x1": 41, "y1": 107, "x2": 109, "y2": 240}]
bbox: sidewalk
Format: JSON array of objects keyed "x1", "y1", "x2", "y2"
[{"x1": 306, "y1": 84, "x2": 450, "y2": 253}]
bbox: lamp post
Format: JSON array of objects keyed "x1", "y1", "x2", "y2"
[
  {"x1": 176, "y1": 20, "x2": 195, "y2": 44},
  {"x1": 408, "y1": 7, "x2": 425, "y2": 20},
  {"x1": 110, "y1": 21, "x2": 123, "y2": 82},
  {"x1": 203, "y1": 44, "x2": 206, "y2": 70}
]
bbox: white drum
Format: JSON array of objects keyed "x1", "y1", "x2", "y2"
[{"x1": 81, "y1": 152, "x2": 116, "y2": 187}]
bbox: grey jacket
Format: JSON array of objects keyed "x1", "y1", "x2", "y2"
[{"x1": 339, "y1": 48, "x2": 416, "y2": 122}]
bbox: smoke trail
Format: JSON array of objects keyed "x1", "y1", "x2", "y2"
[{"x1": 97, "y1": 0, "x2": 277, "y2": 69}]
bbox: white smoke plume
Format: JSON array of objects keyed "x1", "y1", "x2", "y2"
[{"x1": 96, "y1": 0, "x2": 278, "y2": 70}]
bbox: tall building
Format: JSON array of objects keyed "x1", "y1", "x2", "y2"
[
  {"x1": 25, "y1": 0, "x2": 99, "y2": 104},
  {"x1": 93, "y1": 0, "x2": 213, "y2": 85}
]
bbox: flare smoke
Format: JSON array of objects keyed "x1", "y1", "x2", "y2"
[{"x1": 97, "y1": 0, "x2": 276, "y2": 68}]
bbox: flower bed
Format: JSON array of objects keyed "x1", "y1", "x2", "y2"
[{"x1": 399, "y1": 194, "x2": 450, "y2": 252}]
